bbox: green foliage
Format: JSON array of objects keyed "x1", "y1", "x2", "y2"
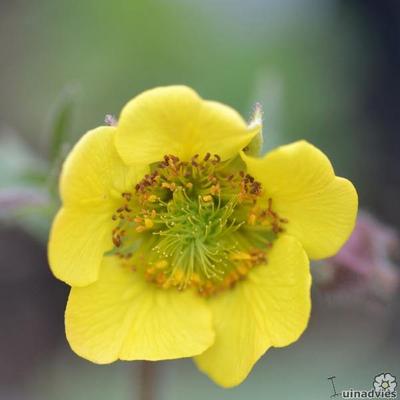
[{"x1": 47, "y1": 85, "x2": 79, "y2": 162}]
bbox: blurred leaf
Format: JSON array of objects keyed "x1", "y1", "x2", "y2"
[
  {"x1": 19, "y1": 170, "x2": 49, "y2": 186},
  {"x1": 14, "y1": 204, "x2": 56, "y2": 241},
  {"x1": 0, "y1": 125, "x2": 48, "y2": 188},
  {"x1": 0, "y1": 186, "x2": 54, "y2": 241},
  {"x1": 47, "y1": 85, "x2": 79, "y2": 162},
  {"x1": 0, "y1": 187, "x2": 49, "y2": 215}
]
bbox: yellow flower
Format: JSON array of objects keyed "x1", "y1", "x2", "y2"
[{"x1": 48, "y1": 86, "x2": 358, "y2": 387}]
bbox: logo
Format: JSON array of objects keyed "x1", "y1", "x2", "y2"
[
  {"x1": 373, "y1": 373, "x2": 397, "y2": 394},
  {"x1": 328, "y1": 373, "x2": 397, "y2": 399}
]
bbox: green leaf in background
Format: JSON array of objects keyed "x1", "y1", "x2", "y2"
[
  {"x1": 47, "y1": 84, "x2": 79, "y2": 162},
  {"x1": 0, "y1": 131, "x2": 55, "y2": 240}
]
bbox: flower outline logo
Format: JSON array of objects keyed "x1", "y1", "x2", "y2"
[{"x1": 374, "y1": 373, "x2": 397, "y2": 393}]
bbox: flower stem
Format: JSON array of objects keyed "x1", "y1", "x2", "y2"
[{"x1": 140, "y1": 361, "x2": 156, "y2": 400}]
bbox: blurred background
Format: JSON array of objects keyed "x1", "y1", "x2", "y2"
[{"x1": 1, "y1": 0, "x2": 399, "y2": 399}]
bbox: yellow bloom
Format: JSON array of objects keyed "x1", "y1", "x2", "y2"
[{"x1": 48, "y1": 86, "x2": 358, "y2": 387}]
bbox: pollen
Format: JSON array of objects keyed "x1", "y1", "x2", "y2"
[
  {"x1": 108, "y1": 153, "x2": 288, "y2": 296},
  {"x1": 202, "y1": 195, "x2": 213, "y2": 202},
  {"x1": 144, "y1": 218, "x2": 154, "y2": 229},
  {"x1": 155, "y1": 260, "x2": 168, "y2": 269},
  {"x1": 248, "y1": 213, "x2": 257, "y2": 225}
]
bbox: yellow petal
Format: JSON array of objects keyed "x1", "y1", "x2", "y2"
[
  {"x1": 65, "y1": 256, "x2": 215, "y2": 363},
  {"x1": 242, "y1": 141, "x2": 358, "y2": 259},
  {"x1": 60, "y1": 126, "x2": 147, "y2": 207},
  {"x1": 48, "y1": 207, "x2": 112, "y2": 286},
  {"x1": 49, "y1": 126, "x2": 147, "y2": 286},
  {"x1": 115, "y1": 85, "x2": 259, "y2": 165},
  {"x1": 195, "y1": 235, "x2": 311, "y2": 388}
]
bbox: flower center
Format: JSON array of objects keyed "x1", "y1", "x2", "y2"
[{"x1": 109, "y1": 154, "x2": 287, "y2": 296}]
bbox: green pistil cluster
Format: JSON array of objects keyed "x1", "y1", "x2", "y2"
[{"x1": 109, "y1": 153, "x2": 287, "y2": 296}]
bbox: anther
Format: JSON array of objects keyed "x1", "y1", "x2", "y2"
[
  {"x1": 112, "y1": 235, "x2": 121, "y2": 247},
  {"x1": 148, "y1": 195, "x2": 158, "y2": 202},
  {"x1": 122, "y1": 192, "x2": 132, "y2": 201},
  {"x1": 144, "y1": 218, "x2": 154, "y2": 229},
  {"x1": 248, "y1": 213, "x2": 257, "y2": 225}
]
